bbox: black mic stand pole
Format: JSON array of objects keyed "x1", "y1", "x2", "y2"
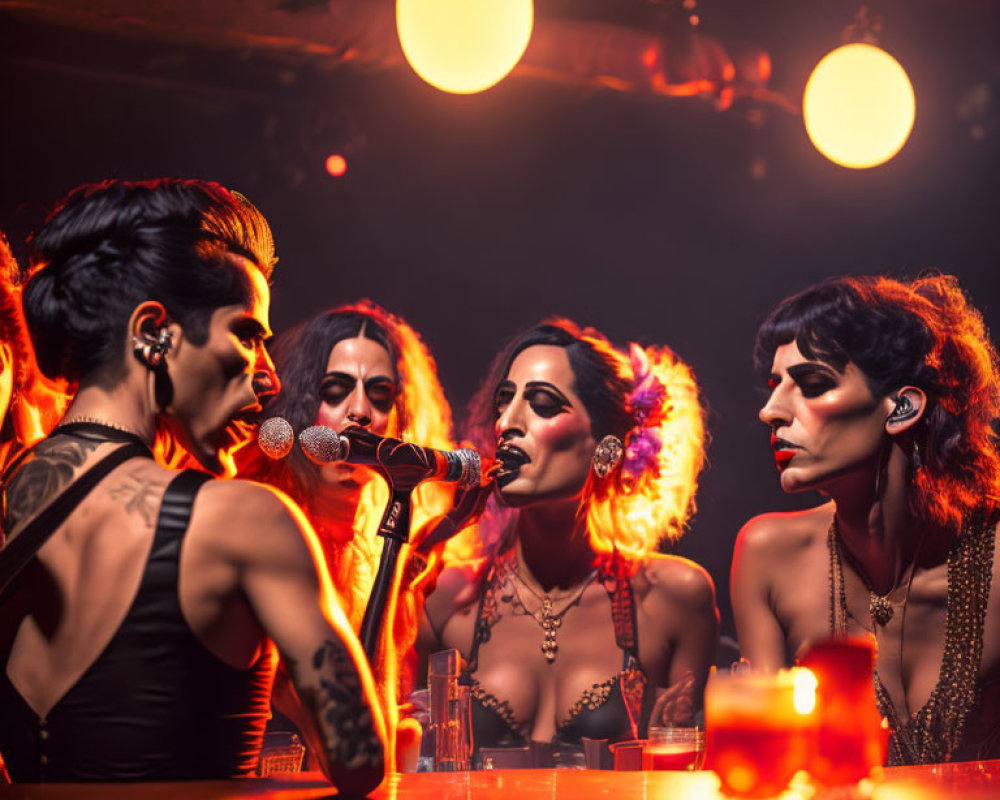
[{"x1": 359, "y1": 488, "x2": 413, "y2": 662}]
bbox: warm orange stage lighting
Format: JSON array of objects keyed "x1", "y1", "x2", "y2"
[
  {"x1": 396, "y1": 0, "x2": 534, "y2": 94},
  {"x1": 803, "y1": 43, "x2": 915, "y2": 169},
  {"x1": 586, "y1": 340, "x2": 705, "y2": 559},
  {"x1": 325, "y1": 154, "x2": 348, "y2": 177}
]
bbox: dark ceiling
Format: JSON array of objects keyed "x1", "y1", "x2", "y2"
[{"x1": 2, "y1": 0, "x2": 998, "y2": 643}]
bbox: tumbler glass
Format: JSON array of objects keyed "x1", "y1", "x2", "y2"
[
  {"x1": 642, "y1": 726, "x2": 705, "y2": 771},
  {"x1": 704, "y1": 667, "x2": 816, "y2": 797},
  {"x1": 428, "y1": 649, "x2": 473, "y2": 771}
]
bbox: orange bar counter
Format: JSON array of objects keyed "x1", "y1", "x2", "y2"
[{"x1": 2, "y1": 762, "x2": 999, "y2": 800}]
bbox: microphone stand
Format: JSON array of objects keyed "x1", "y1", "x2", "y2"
[
  {"x1": 359, "y1": 488, "x2": 413, "y2": 661},
  {"x1": 347, "y1": 427, "x2": 443, "y2": 663}
]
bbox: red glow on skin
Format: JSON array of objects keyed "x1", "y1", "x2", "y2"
[{"x1": 325, "y1": 154, "x2": 348, "y2": 177}]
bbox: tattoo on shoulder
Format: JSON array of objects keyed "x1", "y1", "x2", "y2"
[
  {"x1": 109, "y1": 468, "x2": 168, "y2": 528},
  {"x1": 307, "y1": 639, "x2": 384, "y2": 774},
  {"x1": 2, "y1": 436, "x2": 104, "y2": 535}
]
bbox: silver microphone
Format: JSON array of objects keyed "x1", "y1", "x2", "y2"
[{"x1": 256, "y1": 417, "x2": 482, "y2": 489}]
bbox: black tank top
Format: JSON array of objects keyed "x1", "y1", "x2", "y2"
[{"x1": 0, "y1": 467, "x2": 277, "y2": 782}]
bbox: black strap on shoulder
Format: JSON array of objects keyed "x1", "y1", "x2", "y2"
[
  {"x1": 0, "y1": 442, "x2": 152, "y2": 599},
  {"x1": 151, "y1": 469, "x2": 214, "y2": 555}
]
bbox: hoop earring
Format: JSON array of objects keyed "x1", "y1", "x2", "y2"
[
  {"x1": 592, "y1": 435, "x2": 624, "y2": 479},
  {"x1": 133, "y1": 328, "x2": 172, "y2": 369}
]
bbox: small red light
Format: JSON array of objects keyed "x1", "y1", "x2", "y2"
[
  {"x1": 325, "y1": 154, "x2": 348, "y2": 177},
  {"x1": 758, "y1": 52, "x2": 772, "y2": 83},
  {"x1": 642, "y1": 47, "x2": 657, "y2": 69}
]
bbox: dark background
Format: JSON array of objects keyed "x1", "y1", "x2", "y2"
[{"x1": 2, "y1": 0, "x2": 998, "y2": 647}]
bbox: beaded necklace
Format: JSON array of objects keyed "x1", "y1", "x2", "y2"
[{"x1": 828, "y1": 515, "x2": 996, "y2": 764}]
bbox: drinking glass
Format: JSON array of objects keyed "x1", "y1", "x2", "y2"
[
  {"x1": 608, "y1": 739, "x2": 645, "y2": 771},
  {"x1": 704, "y1": 668, "x2": 816, "y2": 797},
  {"x1": 428, "y1": 649, "x2": 473, "y2": 771},
  {"x1": 643, "y1": 726, "x2": 705, "y2": 771},
  {"x1": 257, "y1": 732, "x2": 306, "y2": 777}
]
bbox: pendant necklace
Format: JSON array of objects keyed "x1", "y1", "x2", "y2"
[{"x1": 505, "y1": 561, "x2": 598, "y2": 663}]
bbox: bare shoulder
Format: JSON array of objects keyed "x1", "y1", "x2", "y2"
[
  {"x1": 190, "y1": 478, "x2": 309, "y2": 559},
  {"x1": 640, "y1": 554, "x2": 716, "y2": 610},
  {"x1": 734, "y1": 503, "x2": 833, "y2": 562},
  {"x1": 424, "y1": 561, "x2": 481, "y2": 627}
]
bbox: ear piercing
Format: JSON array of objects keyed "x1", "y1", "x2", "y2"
[
  {"x1": 890, "y1": 395, "x2": 916, "y2": 422},
  {"x1": 132, "y1": 328, "x2": 172, "y2": 369},
  {"x1": 592, "y1": 435, "x2": 624, "y2": 478}
]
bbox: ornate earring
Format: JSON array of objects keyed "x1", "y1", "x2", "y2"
[
  {"x1": 592, "y1": 435, "x2": 624, "y2": 478},
  {"x1": 890, "y1": 395, "x2": 915, "y2": 422},
  {"x1": 133, "y1": 328, "x2": 172, "y2": 369}
]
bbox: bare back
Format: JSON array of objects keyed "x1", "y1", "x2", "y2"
[
  {"x1": 1, "y1": 435, "x2": 267, "y2": 722},
  {"x1": 0, "y1": 431, "x2": 385, "y2": 790}
]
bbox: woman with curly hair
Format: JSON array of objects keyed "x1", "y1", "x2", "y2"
[
  {"x1": 419, "y1": 319, "x2": 716, "y2": 764},
  {"x1": 732, "y1": 275, "x2": 1000, "y2": 765},
  {"x1": 236, "y1": 301, "x2": 477, "y2": 766}
]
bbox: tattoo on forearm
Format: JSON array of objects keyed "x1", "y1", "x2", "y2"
[
  {"x1": 2, "y1": 436, "x2": 103, "y2": 535},
  {"x1": 652, "y1": 670, "x2": 697, "y2": 727},
  {"x1": 302, "y1": 639, "x2": 383, "y2": 775},
  {"x1": 109, "y1": 469, "x2": 166, "y2": 528}
]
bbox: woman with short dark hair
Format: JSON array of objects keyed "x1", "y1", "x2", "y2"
[
  {"x1": 732, "y1": 274, "x2": 1000, "y2": 765},
  {"x1": 0, "y1": 179, "x2": 384, "y2": 790}
]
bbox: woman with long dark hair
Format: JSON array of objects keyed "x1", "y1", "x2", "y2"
[
  {"x1": 419, "y1": 318, "x2": 717, "y2": 763},
  {"x1": 236, "y1": 301, "x2": 480, "y2": 767}
]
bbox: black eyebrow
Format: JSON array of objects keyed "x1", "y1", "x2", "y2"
[
  {"x1": 786, "y1": 362, "x2": 840, "y2": 380},
  {"x1": 233, "y1": 318, "x2": 273, "y2": 344},
  {"x1": 321, "y1": 372, "x2": 396, "y2": 385},
  {"x1": 524, "y1": 381, "x2": 571, "y2": 405},
  {"x1": 363, "y1": 375, "x2": 397, "y2": 388},
  {"x1": 320, "y1": 371, "x2": 356, "y2": 385}
]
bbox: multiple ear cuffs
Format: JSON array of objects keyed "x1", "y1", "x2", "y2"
[{"x1": 132, "y1": 328, "x2": 172, "y2": 369}]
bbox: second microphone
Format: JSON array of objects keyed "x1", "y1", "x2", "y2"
[{"x1": 257, "y1": 417, "x2": 483, "y2": 490}]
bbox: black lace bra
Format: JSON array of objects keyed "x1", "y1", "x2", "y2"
[{"x1": 463, "y1": 550, "x2": 650, "y2": 757}]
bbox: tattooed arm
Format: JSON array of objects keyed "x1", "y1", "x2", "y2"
[{"x1": 199, "y1": 480, "x2": 385, "y2": 794}]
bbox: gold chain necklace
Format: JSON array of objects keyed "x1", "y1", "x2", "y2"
[
  {"x1": 829, "y1": 514, "x2": 995, "y2": 764},
  {"x1": 504, "y1": 562, "x2": 598, "y2": 664},
  {"x1": 829, "y1": 518, "x2": 921, "y2": 629}
]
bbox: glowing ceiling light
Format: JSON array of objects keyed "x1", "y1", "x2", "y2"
[
  {"x1": 803, "y1": 43, "x2": 915, "y2": 169},
  {"x1": 396, "y1": 0, "x2": 534, "y2": 95},
  {"x1": 325, "y1": 154, "x2": 348, "y2": 177}
]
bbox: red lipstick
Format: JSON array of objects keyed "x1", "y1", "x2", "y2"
[{"x1": 770, "y1": 434, "x2": 799, "y2": 471}]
